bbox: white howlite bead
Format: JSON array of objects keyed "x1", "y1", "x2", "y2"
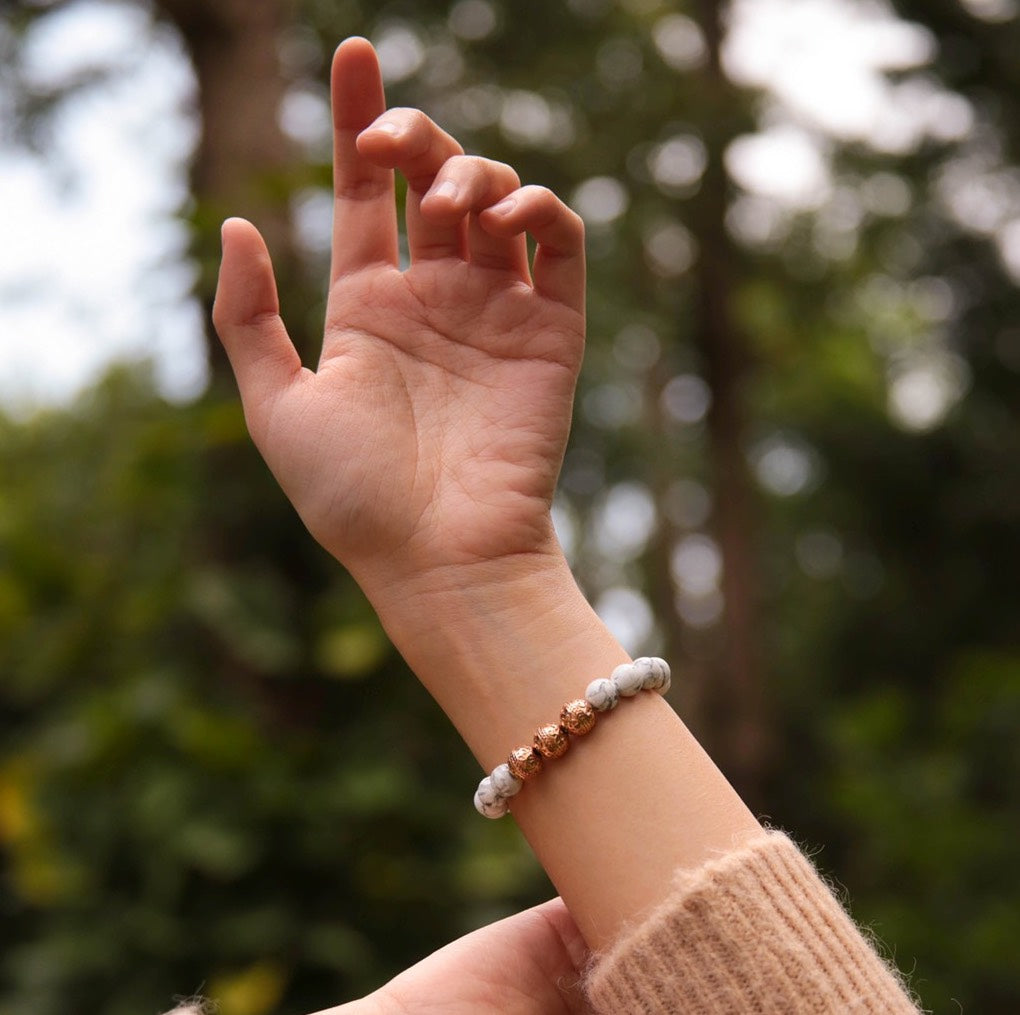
[
  {"x1": 611, "y1": 662, "x2": 645, "y2": 697},
  {"x1": 653, "y1": 657, "x2": 672, "y2": 693},
  {"x1": 474, "y1": 777, "x2": 509, "y2": 819},
  {"x1": 635, "y1": 656, "x2": 671, "y2": 693},
  {"x1": 585, "y1": 677, "x2": 620, "y2": 711},
  {"x1": 490, "y1": 763, "x2": 523, "y2": 798}
]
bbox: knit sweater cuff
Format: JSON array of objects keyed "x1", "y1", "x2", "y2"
[{"x1": 585, "y1": 831, "x2": 919, "y2": 1014}]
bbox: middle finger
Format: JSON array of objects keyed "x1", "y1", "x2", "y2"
[
  {"x1": 420, "y1": 155, "x2": 528, "y2": 278},
  {"x1": 357, "y1": 108, "x2": 466, "y2": 262}
]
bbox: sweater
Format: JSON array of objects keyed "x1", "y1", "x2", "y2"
[{"x1": 585, "y1": 832, "x2": 921, "y2": 1014}]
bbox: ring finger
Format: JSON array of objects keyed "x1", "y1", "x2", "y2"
[{"x1": 420, "y1": 156, "x2": 527, "y2": 277}]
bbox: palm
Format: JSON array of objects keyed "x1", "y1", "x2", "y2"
[{"x1": 273, "y1": 261, "x2": 581, "y2": 568}]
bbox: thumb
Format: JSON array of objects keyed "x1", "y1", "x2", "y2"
[{"x1": 212, "y1": 218, "x2": 301, "y2": 415}]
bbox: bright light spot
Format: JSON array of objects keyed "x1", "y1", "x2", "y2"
[
  {"x1": 910, "y1": 277, "x2": 956, "y2": 323},
  {"x1": 593, "y1": 482, "x2": 657, "y2": 562},
  {"x1": 571, "y1": 176, "x2": 629, "y2": 224},
  {"x1": 936, "y1": 154, "x2": 1020, "y2": 235},
  {"x1": 795, "y1": 529, "x2": 843, "y2": 579},
  {"x1": 644, "y1": 220, "x2": 697, "y2": 276},
  {"x1": 661, "y1": 374, "x2": 711, "y2": 425},
  {"x1": 671, "y1": 534, "x2": 722, "y2": 597},
  {"x1": 446, "y1": 84, "x2": 503, "y2": 129},
  {"x1": 671, "y1": 533, "x2": 725, "y2": 629},
  {"x1": 664, "y1": 479, "x2": 712, "y2": 529},
  {"x1": 813, "y1": 184, "x2": 865, "y2": 260},
  {"x1": 751, "y1": 434, "x2": 819, "y2": 496},
  {"x1": 652, "y1": 13, "x2": 707, "y2": 71},
  {"x1": 291, "y1": 187, "x2": 333, "y2": 255},
  {"x1": 551, "y1": 498, "x2": 577, "y2": 559},
  {"x1": 887, "y1": 353, "x2": 969, "y2": 431},
  {"x1": 595, "y1": 587, "x2": 655, "y2": 654},
  {"x1": 19, "y1": 0, "x2": 151, "y2": 88},
  {"x1": 649, "y1": 134, "x2": 707, "y2": 193},
  {"x1": 998, "y1": 218, "x2": 1020, "y2": 282},
  {"x1": 726, "y1": 126, "x2": 831, "y2": 209},
  {"x1": 726, "y1": 194, "x2": 790, "y2": 249},
  {"x1": 959, "y1": 0, "x2": 1019, "y2": 22},
  {"x1": 860, "y1": 172, "x2": 912, "y2": 217},
  {"x1": 613, "y1": 324, "x2": 661, "y2": 372},
  {"x1": 373, "y1": 23, "x2": 425, "y2": 83},
  {"x1": 422, "y1": 41, "x2": 465, "y2": 89},
  {"x1": 500, "y1": 91, "x2": 575, "y2": 150},
  {"x1": 501, "y1": 91, "x2": 552, "y2": 144},
  {"x1": 0, "y1": 1, "x2": 204, "y2": 408},
  {"x1": 724, "y1": 0, "x2": 937, "y2": 144},
  {"x1": 866, "y1": 77, "x2": 974, "y2": 153},
  {"x1": 919, "y1": 87, "x2": 975, "y2": 143},
  {"x1": 279, "y1": 88, "x2": 330, "y2": 149},
  {"x1": 583, "y1": 381, "x2": 644, "y2": 428},
  {"x1": 449, "y1": 0, "x2": 499, "y2": 40}
]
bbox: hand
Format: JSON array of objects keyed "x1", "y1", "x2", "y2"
[
  {"x1": 213, "y1": 37, "x2": 585, "y2": 598},
  {"x1": 311, "y1": 898, "x2": 591, "y2": 1015}
]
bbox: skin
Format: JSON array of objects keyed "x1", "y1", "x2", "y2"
[{"x1": 214, "y1": 36, "x2": 761, "y2": 1015}]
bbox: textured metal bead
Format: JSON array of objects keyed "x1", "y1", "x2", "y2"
[
  {"x1": 508, "y1": 746, "x2": 543, "y2": 781},
  {"x1": 490, "y1": 762, "x2": 523, "y2": 798},
  {"x1": 586, "y1": 677, "x2": 620, "y2": 712},
  {"x1": 533, "y1": 723, "x2": 570, "y2": 759},
  {"x1": 611, "y1": 662, "x2": 645, "y2": 697},
  {"x1": 559, "y1": 698, "x2": 597, "y2": 736},
  {"x1": 474, "y1": 777, "x2": 509, "y2": 819}
]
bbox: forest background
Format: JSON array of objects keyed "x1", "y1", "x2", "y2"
[{"x1": 1, "y1": 0, "x2": 1019, "y2": 1012}]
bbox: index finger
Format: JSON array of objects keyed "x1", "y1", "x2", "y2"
[{"x1": 329, "y1": 38, "x2": 399, "y2": 281}]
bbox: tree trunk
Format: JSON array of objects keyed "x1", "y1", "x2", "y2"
[
  {"x1": 687, "y1": 0, "x2": 772, "y2": 808},
  {"x1": 155, "y1": 0, "x2": 309, "y2": 378}
]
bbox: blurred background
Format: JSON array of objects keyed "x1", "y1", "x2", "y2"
[{"x1": 1, "y1": 0, "x2": 1019, "y2": 1012}]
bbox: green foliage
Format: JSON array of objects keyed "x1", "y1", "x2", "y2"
[
  {"x1": 3, "y1": 0, "x2": 1020, "y2": 1012},
  {"x1": 0, "y1": 370, "x2": 547, "y2": 1015}
]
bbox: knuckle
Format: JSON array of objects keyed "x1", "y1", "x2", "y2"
[
  {"x1": 387, "y1": 106, "x2": 426, "y2": 127},
  {"x1": 458, "y1": 155, "x2": 520, "y2": 185},
  {"x1": 334, "y1": 176, "x2": 390, "y2": 201},
  {"x1": 518, "y1": 186, "x2": 585, "y2": 245}
]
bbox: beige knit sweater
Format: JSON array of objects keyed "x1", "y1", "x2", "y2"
[{"x1": 586, "y1": 832, "x2": 921, "y2": 1014}]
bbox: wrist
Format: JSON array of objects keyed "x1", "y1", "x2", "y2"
[
  {"x1": 345, "y1": 513, "x2": 565, "y2": 613},
  {"x1": 359, "y1": 548, "x2": 630, "y2": 769}
]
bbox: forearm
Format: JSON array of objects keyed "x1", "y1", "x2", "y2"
[{"x1": 362, "y1": 551, "x2": 761, "y2": 951}]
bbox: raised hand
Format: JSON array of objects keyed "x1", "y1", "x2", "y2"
[{"x1": 213, "y1": 37, "x2": 585, "y2": 599}]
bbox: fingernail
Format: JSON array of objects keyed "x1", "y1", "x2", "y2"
[
  {"x1": 489, "y1": 197, "x2": 517, "y2": 215},
  {"x1": 371, "y1": 121, "x2": 402, "y2": 137},
  {"x1": 433, "y1": 180, "x2": 459, "y2": 200}
]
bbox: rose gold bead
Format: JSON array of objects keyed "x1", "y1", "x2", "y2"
[
  {"x1": 533, "y1": 723, "x2": 570, "y2": 759},
  {"x1": 559, "y1": 698, "x2": 597, "y2": 736},
  {"x1": 508, "y1": 746, "x2": 543, "y2": 781}
]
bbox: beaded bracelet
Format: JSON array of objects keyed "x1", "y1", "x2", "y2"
[{"x1": 473, "y1": 657, "x2": 671, "y2": 818}]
